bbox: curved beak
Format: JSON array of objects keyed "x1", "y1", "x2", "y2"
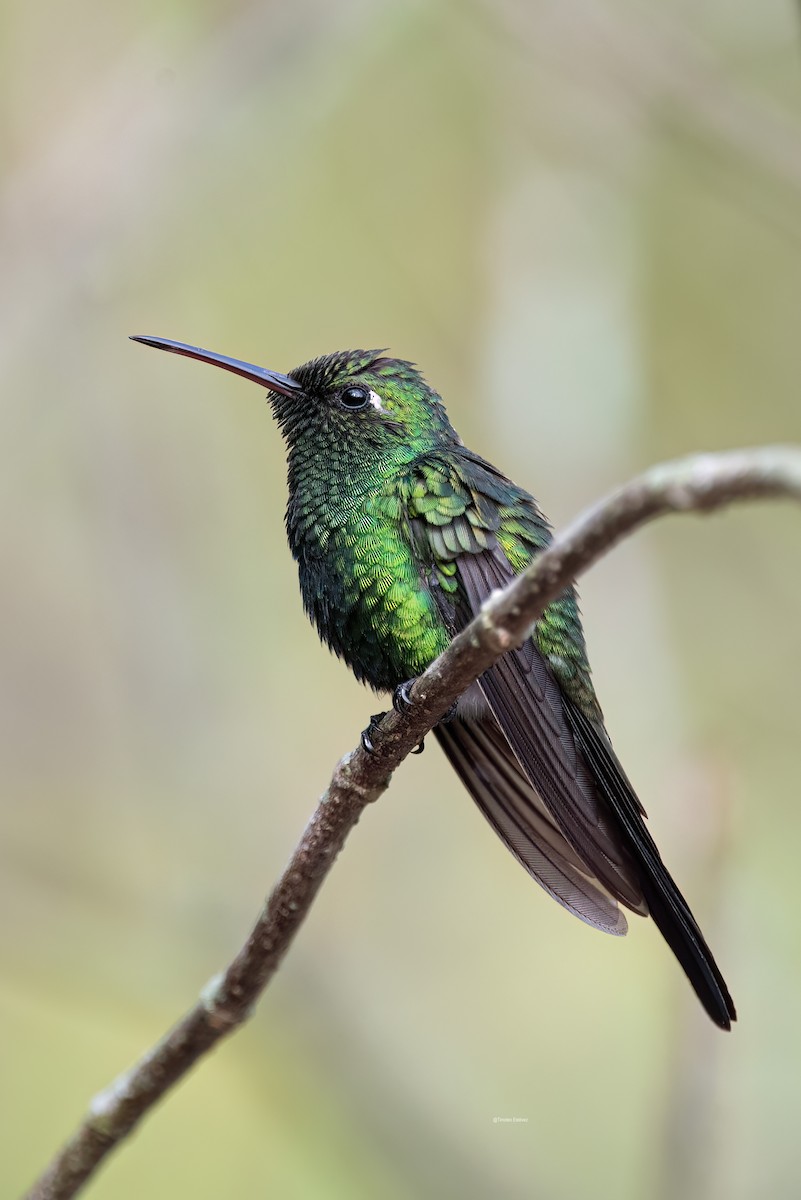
[{"x1": 130, "y1": 335, "x2": 302, "y2": 398}]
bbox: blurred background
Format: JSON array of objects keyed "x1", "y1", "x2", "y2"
[{"x1": 3, "y1": 1, "x2": 801, "y2": 1196}]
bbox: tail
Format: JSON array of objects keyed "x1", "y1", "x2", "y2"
[
  {"x1": 639, "y1": 871, "x2": 735, "y2": 1029},
  {"x1": 564, "y1": 700, "x2": 736, "y2": 1029}
]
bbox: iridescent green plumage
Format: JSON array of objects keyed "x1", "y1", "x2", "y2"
[
  {"x1": 282, "y1": 352, "x2": 597, "y2": 711},
  {"x1": 133, "y1": 335, "x2": 736, "y2": 1030}
]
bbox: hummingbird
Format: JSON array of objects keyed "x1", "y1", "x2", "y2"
[{"x1": 131, "y1": 335, "x2": 736, "y2": 1030}]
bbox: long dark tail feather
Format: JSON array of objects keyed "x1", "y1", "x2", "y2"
[
  {"x1": 564, "y1": 701, "x2": 736, "y2": 1030},
  {"x1": 639, "y1": 874, "x2": 735, "y2": 1030}
]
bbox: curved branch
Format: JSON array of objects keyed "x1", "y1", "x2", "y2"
[{"x1": 25, "y1": 445, "x2": 801, "y2": 1200}]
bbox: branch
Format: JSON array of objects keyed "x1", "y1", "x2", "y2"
[{"x1": 25, "y1": 445, "x2": 801, "y2": 1200}]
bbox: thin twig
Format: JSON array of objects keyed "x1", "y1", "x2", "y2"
[{"x1": 25, "y1": 445, "x2": 801, "y2": 1200}]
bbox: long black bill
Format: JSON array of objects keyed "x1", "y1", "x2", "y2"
[{"x1": 130, "y1": 335, "x2": 302, "y2": 398}]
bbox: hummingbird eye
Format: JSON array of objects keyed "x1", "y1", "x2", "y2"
[{"x1": 340, "y1": 385, "x2": 370, "y2": 411}]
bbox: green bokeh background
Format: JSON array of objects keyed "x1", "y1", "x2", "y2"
[{"x1": 3, "y1": 2, "x2": 801, "y2": 1197}]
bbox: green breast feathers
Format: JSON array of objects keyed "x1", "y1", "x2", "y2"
[{"x1": 292, "y1": 449, "x2": 597, "y2": 714}]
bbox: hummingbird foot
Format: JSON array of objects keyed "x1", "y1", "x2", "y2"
[
  {"x1": 360, "y1": 701, "x2": 429, "y2": 756},
  {"x1": 390, "y1": 681, "x2": 425, "y2": 750},
  {"x1": 392, "y1": 680, "x2": 416, "y2": 714},
  {"x1": 391, "y1": 680, "x2": 458, "y2": 752},
  {"x1": 361, "y1": 712, "x2": 387, "y2": 754},
  {"x1": 390, "y1": 680, "x2": 424, "y2": 751},
  {"x1": 360, "y1": 683, "x2": 461, "y2": 757},
  {"x1": 392, "y1": 680, "x2": 458, "y2": 724}
]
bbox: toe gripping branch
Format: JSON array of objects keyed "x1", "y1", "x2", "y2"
[
  {"x1": 360, "y1": 679, "x2": 457, "y2": 755},
  {"x1": 360, "y1": 712, "x2": 388, "y2": 754}
]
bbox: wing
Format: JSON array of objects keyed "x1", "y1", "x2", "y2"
[
  {"x1": 404, "y1": 451, "x2": 735, "y2": 1028},
  {"x1": 456, "y1": 545, "x2": 646, "y2": 911},
  {"x1": 434, "y1": 713, "x2": 628, "y2": 934},
  {"x1": 401, "y1": 452, "x2": 631, "y2": 933}
]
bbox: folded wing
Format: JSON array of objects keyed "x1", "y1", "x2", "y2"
[{"x1": 403, "y1": 452, "x2": 735, "y2": 1028}]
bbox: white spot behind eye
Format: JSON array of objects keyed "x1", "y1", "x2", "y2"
[{"x1": 368, "y1": 389, "x2": 384, "y2": 412}]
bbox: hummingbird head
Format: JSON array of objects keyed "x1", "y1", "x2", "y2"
[{"x1": 130, "y1": 337, "x2": 458, "y2": 466}]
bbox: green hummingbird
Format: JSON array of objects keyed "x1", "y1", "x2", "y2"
[{"x1": 131, "y1": 335, "x2": 736, "y2": 1030}]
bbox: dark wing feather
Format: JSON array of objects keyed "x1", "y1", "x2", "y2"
[
  {"x1": 457, "y1": 547, "x2": 735, "y2": 1030},
  {"x1": 563, "y1": 701, "x2": 736, "y2": 1028},
  {"x1": 403, "y1": 453, "x2": 735, "y2": 1028},
  {"x1": 435, "y1": 714, "x2": 628, "y2": 934},
  {"x1": 457, "y1": 549, "x2": 646, "y2": 910}
]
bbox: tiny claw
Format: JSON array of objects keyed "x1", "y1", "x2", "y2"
[
  {"x1": 389, "y1": 681, "x2": 454, "y2": 754},
  {"x1": 392, "y1": 679, "x2": 416, "y2": 713},
  {"x1": 361, "y1": 711, "x2": 387, "y2": 754}
]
